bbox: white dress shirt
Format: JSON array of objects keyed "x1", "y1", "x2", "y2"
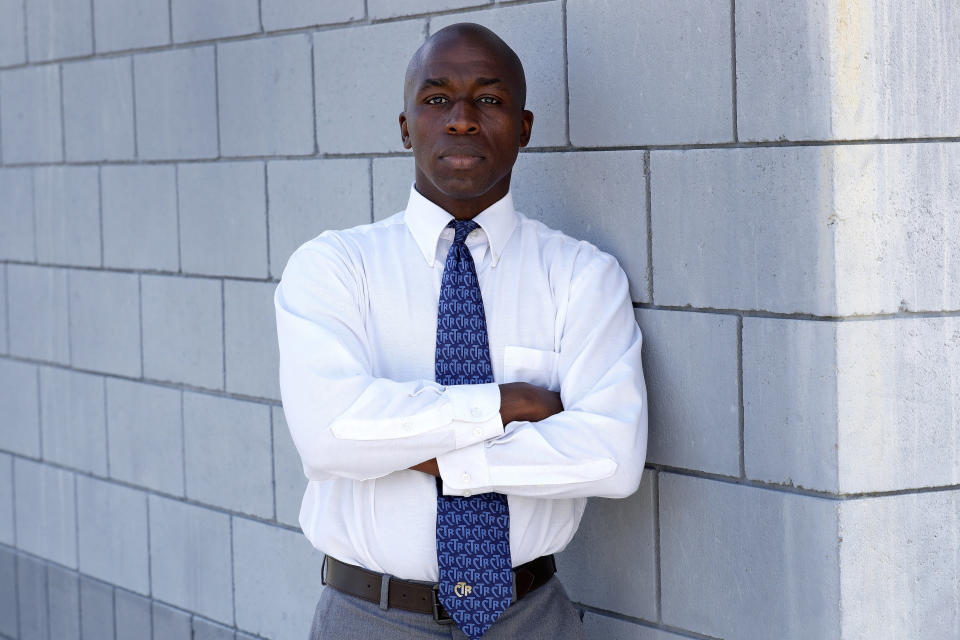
[{"x1": 275, "y1": 186, "x2": 648, "y2": 582}]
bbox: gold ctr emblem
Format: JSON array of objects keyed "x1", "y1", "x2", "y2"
[{"x1": 454, "y1": 582, "x2": 473, "y2": 597}]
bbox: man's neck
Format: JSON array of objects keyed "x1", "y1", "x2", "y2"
[{"x1": 413, "y1": 180, "x2": 511, "y2": 220}]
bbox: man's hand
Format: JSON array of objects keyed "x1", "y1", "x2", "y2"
[
  {"x1": 408, "y1": 383, "x2": 563, "y2": 477},
  {"x1": 498, "y1": 382, "x2": 563, "y2": 424}
]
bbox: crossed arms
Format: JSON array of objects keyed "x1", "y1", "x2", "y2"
[{"x1": 275, "y1": 236, "x2": 648, "y2": 500}]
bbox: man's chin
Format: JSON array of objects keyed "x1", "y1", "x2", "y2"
[{"x1": 434, "y1": 176, "x2": 493, "y2": 200}]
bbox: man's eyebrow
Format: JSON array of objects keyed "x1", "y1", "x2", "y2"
[{"x1": 476, "y1": 77, "x2": 502, "y2": 87}]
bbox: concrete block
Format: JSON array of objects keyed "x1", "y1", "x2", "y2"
[
  {"x1": 178, "y1": 162, "x2": 268, "y2": 278},
  {"x1": 134, "y1": 47, "x2": 218, "y2": 160},
  {"x1": 747, "y1": 316, "x2": 960, "y2": 494},
  {"x1": 16, "y1": 553, "x2": 48, "y2": 640},
  {"x1": 650, "y1": 147, "x2": 837, "y2": 314},
  {"x1": 0, "y1": 0, "x2": 26, "y2": 65},
  {"x1": 368, "y1": 0, "x2": 489, "y2": 19},
  {"x1": 106, "y1": 379, "x2": 184, "y2": 496},
  {"x1": 581, "y1": 614, "x2": 689, "y2": 640},
  {"x1": 25, "y1": 0, "x2": 92, "y2": 61},
  {"x1": 233, "y1": 517, "x2": 326, "y2": 640},
  {"x1": 267, "y1": 159, "x2": 370, "y2": 277},
  {"x1": 149, "y1": 495, "x2": 234, "y2": 624},
  {"x1": 183, "y1": 392, "x2": 273, "y2": 517},
  {"x1": 0, "y1": 270, "x2": 4, "y2": 355},
  {"x1": 835, "y1": 318, "x2": 960, "y2": 493},
  {"x1": 153, "y1": 601, "x2": 192, "y2": 640},
  {"x1": 0, "y1": 269, "x2": 5, "y2": 355},
  {"x1": 62, "y1": 57, "x2": 136, "y2": 161},
  {"x1": 261, "y1": 0, "x2": 362, "y2": 30},
  {"x1": 115, "y1": 589, "x2": 151, "y2": 640},
  {"x1": 0, "y1": 454, "x2": 12, "y2": 544},
  {"x1": 102, "y1": 164, "x2": 179, "y2": 270},
  {"x1": 839, "y1": 491, "x2": 960, "y2": 640},
  {"x1": 217, "y1": 34, "x2": 314, "y2": 157},
  {"x1": 557, "y1": 470, "x2": 657, "y2": 620},
  {"x1": 68, "y1": 269, "x2": 141, "y2": 377},
  {"x1": 314, "y1": 20, "x2": 424, "y2": 153},
  {"x1": 0, "y1": 169, "x2": 34, "y2": 261},
  {"x1": 511, "y1": 151, "x2": 649, "y2": 302},
  {"x1": 193, "y1": 617, "x2": 236, "y2": 640},
  {"x1": 431, "y1": 1, "x2": 566, "y2": 147},
  {"x1": 39, "y1": 367, "x2": 107, "y2": 475},
  {"x1": 141, "y1": 275, "x2": 223, "y2": 389},
  {"x1": 33, "y1": 166, "x2": 101, "y2": 267},
  {"x1": 652, "y1": 144, "x2": 960, "y2": 315},
  {"x1": 737, "y1": 0, "x2": 960, "y2": 142},
  {"x1": 93, "y1": 0, "x2": 169, "y2": 52},
  {"x1": 7, "y1": 265, "x2": 70, "y2": 364},
  {"x1": 224, "y1": 280, "x2": 280, "y2": 399},
  {"x1": 827, "y1": 143, "x2": 960, "y2": 315},
  {"x1": 272, "y1": 407, "x2": 305, "y2": 528},
  {"x1": 659, "y1": 473, "x2": 839, "y2": 640},
  {"x1": 14, "y1": 458, "x2": 77, "y2": 567},
  {"x1": 743, "y1": 318, "x2": 839, "y2": 492},
  {"x1": 568, "y1": 0, "x2": 733, "y2": 146},
  {"x1": 80, "y1": 576, "x2": 115, "y2": 640},
  {"x1": 171, "y1": 0, "x2": 259, "y2": 43},
  {"x1": 0, "y1": 359, "x2": 40, "y2": 457},
  {"x1": 0, "y1": 65, "x2": 62, "y2": 163},
  {"x1": 372, "y1": 156, "x2": 414, "y2": 222},
  {"x1": 77, "y1": 476, "x2": 149, "y2": 594},
  {"x1": 635, "y1": 309, "x2": 740, "y2": 476},
  {"x1": 47, "y1": 563, "x2": 80, "y2": 640},
  {"x1": 0, "y1": 547, "x2": 17, "y2": 637}
]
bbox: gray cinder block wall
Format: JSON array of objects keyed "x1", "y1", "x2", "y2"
[{"x1": 1, "y1": 1, "x2": 958, "y2": 639}]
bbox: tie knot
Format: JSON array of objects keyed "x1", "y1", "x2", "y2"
[{"x1": 449, "y1": 219, "x2": 480, "y2": 244}]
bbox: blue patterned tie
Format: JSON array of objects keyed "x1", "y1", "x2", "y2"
[{"x1": 435, "y1": 219, "x2": 512, "y2": 640}]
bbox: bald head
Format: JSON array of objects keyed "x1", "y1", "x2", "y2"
[{"x1": 403, "y1": 23, "x2": 527, "y2": 109}]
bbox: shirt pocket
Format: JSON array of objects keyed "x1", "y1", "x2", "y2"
[{"x1": 502, "y1": 345, "x2": 560, "y2": 392}]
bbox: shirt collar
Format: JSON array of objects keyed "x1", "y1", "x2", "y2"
[{"x1": 404, "y1": 184, "x2": 518, "y2": 268}]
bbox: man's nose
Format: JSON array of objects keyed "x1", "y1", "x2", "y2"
[{"x1": 446, "y1": 100, "x2": 479, "y2": 134}]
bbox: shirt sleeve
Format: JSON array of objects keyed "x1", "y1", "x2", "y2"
[
  {"x1": 276, "y1": 237, "x2": 503, "y2": 482},
  {"x1": 436, "y1": 247, "x2": 648, "y2": 500}
]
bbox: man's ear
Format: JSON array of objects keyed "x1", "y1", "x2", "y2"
[
  {"x1": 399, "y1": 113, "x2": 412, "y2": 149},
  {"x1": 519, "y1": 110, "x2": 534, "y2": 148}
]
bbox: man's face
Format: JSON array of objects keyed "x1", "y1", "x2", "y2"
[{"x1": 399, "y1": 35, "x2": 533, "y2": 217}]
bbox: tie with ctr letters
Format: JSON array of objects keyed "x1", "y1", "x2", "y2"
[{"x1": 435, "y1": 219, "x2": 513, "y2": 640}]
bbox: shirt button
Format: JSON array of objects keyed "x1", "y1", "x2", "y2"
[
  {"x1": 473, "y1": 427, "x2": 483, "y2": 437},
  {"x1": 464, "y1": 490, "x2": 472, "y2": 498},
  {"x1": 461, "y1": 472, "x2": 471, "y2": 484},
  {"x1": 470, "y1": 406, "x2": 483, "y2": 418}
]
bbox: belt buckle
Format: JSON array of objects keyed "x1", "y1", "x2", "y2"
[{"x1": 431, "y1": 585, "x2": 453, "y2": 625}]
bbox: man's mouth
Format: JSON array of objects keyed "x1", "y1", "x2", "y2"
[{"x1": 439, "y1": 152, "x2": 484, "y2": 170}]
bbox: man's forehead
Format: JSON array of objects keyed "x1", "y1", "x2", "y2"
[
  {"x1": 403, "y1": 23, "x2": 526, "y2": 106},
  {"x1": 417, "y1": 38, "x2": 516, "y2": 79}
]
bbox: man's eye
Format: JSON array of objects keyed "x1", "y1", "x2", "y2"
[
  {"x1": 477, "y1": 96, "x2": 501, "y2": 104},
  {"x1": 425, "y1": 96, "x2": 448, "y2": 105}
]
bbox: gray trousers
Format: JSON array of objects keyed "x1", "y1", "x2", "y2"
[{"x1": 309, "y1": 575, "x2": 586, "y2": 639}]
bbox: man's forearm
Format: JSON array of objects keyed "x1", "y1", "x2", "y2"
[{"x1": 409, "y1": 382, "x2": 563, "y2": 477}]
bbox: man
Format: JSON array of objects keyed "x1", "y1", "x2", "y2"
[{"x1": 276, "y1": 23, "x2": 647, "y2": 640}]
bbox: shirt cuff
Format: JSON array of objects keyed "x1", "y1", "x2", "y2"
[
  {"x1": 444, "y1": 382, "x2": 504, "y2": 449},
  {"x1": 436, "y1": 441, "x2": 493, "y2": 497}
]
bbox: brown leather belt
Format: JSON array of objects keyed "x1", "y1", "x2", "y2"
[{"x1": 321, "y1": 554, "x2": 558, "y2": 624}]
